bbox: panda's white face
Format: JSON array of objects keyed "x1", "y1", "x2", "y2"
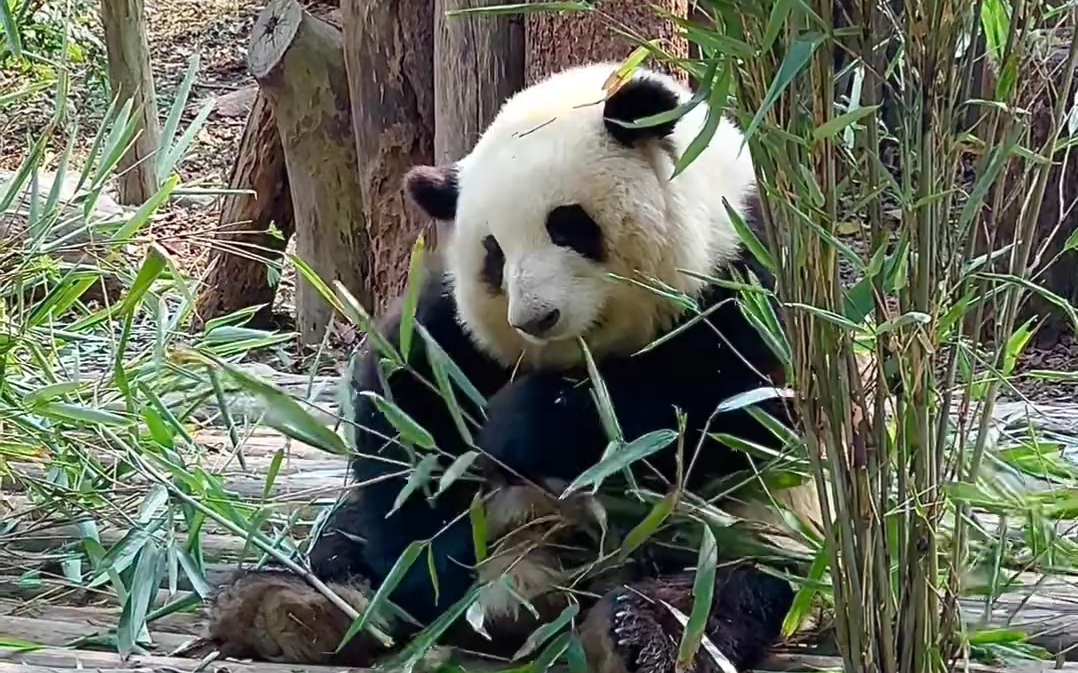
[
  {"x1": 403, "y1": 63, "x2": 757, "y2": 370},
  {"x1": 451, "y1": 119, "x2": 672, "y2": 349}
]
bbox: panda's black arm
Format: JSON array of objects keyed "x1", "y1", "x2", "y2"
[
  {"x1": 475, "y1": 255, "x2": 790, "y2": 488},
  {"x1": 475, "y1": 357, "x2": 783, "y2": 490},
  {"x1": 316, "y1": 267, "x2": 511, "y2": 626}
]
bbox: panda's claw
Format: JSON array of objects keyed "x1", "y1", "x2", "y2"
[{"x1": 596, "y1": 588, "x2": 678, "y2": 673}]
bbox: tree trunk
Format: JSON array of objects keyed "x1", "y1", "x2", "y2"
[
  {"x1": 99, "y1": 0, "x2": 161, "y2": 205},
  {"x1": 249, "y1": 0, "x2": 368, "y2": 345},
  {"x1": 975, "y1": 28, "x2": 1078, "y2": 348},
  {"x1": 434, "y1": 1, "x2": 524, "y2": 163},
  {"x1": 340, "y1": 0, "x2": 435, "y2": 313},
  {"x1": 524, "y1": 0, "x2": 688, "y2": 86},
  {"x1": 191, "y1": 2, "x2": 340, "y2": 334},
  {"x1": 431, "y1": 1, "x2": 523, "y2": 246},
  {"x1": 192, "y1": 90, "x2": 295, "y2": 333}
]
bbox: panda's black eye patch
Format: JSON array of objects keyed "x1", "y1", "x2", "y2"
[
  {"x1": 546, "y1": 205, "x2": 604, "y2": 262},
  {"x1": 481, "y1": 234, "x2": 505, "y2": 293}
]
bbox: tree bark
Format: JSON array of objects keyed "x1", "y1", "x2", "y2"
[
  {"x1": 434, "y1": 1, "x2": 524, "y2": 163},
  {"x1": 976, "y1": 28, "x2": 1078, "y2": 348},
  {"x1": 524, "y1": 0, "x2": 688, "y2": 86},
  {"x1": 99, "y1": 0, "x2": 161, "y2": 205},
  {"x1": 340, "y1": 0, "x2": 435, "y2": 313},
  {"x1": 192, "y1": 90, "x2": 295, "y2": 332},
  {"x1": 430, "y1": 1, "x2": 523, "y2": 246},
  {"x1": 191, "y1": 2, "x2": 340, "y2": 334},
  {"x1": 249, "y1": 0, "x2": 368, "y2": 345}
]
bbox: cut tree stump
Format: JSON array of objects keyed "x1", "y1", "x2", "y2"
[
  {"x1": 99, "y1": 0, "x2": 161, "y2": 205},
  {"x1": 248, "y1": 0, "x2": 369, "y2": 345},
  {"x1": 192, "y1": 89, "x2": 295, "y2": 332},
  {"x1": 340, "y1": 0, "x2": 434, "y2": 310}
]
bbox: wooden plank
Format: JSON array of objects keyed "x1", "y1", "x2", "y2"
[
  {"x1": 6, "y1": 525, "x2": 263, "y2": 559},
  {"x1": 3, "y1": 462, "x2": 350, "y2": 502},
  {"x1": 0, "y1": 648, "x2": 366, "y2": 673},
  {"x1": 192, "y1": 427, "x2": 350, "y2": 460},
  {"x1": 761, "y1": 653, "x2": 1078, "y2": 672},
  {"x1": 0, "y1": 494, "x2": 328, "y2": 533},
  {"x1": 0, "y1": 599, "x2": 200, "y2": 636},
  {"x1": 0, "y1": 614, "x2": 193, "y2": 652},
  {"x1": 3, "y1": 453, "x2": 346, "y2": 481},
  {"x1": 0, "y1": 649, "x2": 1072, "y2": 673},
  {"x1": 0, "y1": 577, "x2": 194, "y2": 607}
]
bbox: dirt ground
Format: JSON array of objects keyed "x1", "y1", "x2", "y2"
[{"x1": 2, "y1": 0, "x2": 1076, "y2": 402}]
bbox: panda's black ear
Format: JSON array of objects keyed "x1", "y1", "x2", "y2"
[
  {"x1": 404, "y1": 165, "x2": 459, "y2": 221},
  {"x1": 603, "y1": 75, "x2": 681, "y2": 147}
]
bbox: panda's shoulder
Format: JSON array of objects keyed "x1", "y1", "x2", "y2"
[{"x1": 350, "y1": 259, "x2": 507, "y2": 392}]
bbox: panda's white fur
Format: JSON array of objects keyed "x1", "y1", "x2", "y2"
[
  {"x1": 441, "y1": 62, "x2": 826, "y2": 627},
  {"x1": 445, "y1": 62, "x2": 758, "y2": 372},
  {"x1": 199, "y1": 61, "x2": 838, "y2": 670}
]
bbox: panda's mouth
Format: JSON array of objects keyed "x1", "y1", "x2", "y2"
[
  {"x1": 510, "y1": 306, "x2": 568, "y2": 343},
  {"x1": 514, "y1": 328, "x2": 572, "y2": 345}
]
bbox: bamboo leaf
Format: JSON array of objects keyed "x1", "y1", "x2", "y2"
[
  {"x1": 715, "y1": 386, "x2": 794, "y2": 414},
  {"x1": 513, "y1": 603, "x2": 580, "y2": 660},
  {"x1": 782, "y1": 547, "x2": 828, "y2": 638},
  {"x1": 676, "y1": 524, "x2": 717, "y2": 669},
  {"x1": 117, "y1": 540, "x2": 162, "y2": 657},
  {"x1": 742, "y1": 31, "x2": 824, "y2": 145},
  {"x1": 532, "y1": 631, "x2": 573, "y2": 673},
  {"x1": 616, "y1": 491, "x2": 678, "y2": 562},
  {"x1": 389, "y1": 453, "x2": 439, "y2": 515},
  {"x1": 672, "y1": 62, "x2": 732, "y2": 178},
  {"x1": 337, "y1": 541, "x2": 425, "y2": 652},
  {"x1": 38, "y1": 402, "x2": 134, "y2": 427},
  {"x1": 398, "y1": 236, "x2": 428, "y2": 363},
  {"x1": 175, "y1": 350, "x2": 349, "y2": 455},
  {"x1": 602, "y1": 43, "x2": 658, "y2": 95},
  {"x1": 263, "y1": 449, "x2": 285, "y2": 502},
  {"x1": 579, "y1": 339, "x2": 622, "y2": 444},
  {"x1": 436, "y1": 451, "x2": 479, "y2": 496},
  {"x1": 561, "y1": 430, "x2": 678, "y2": 497},
  {"x1": 812, "y1": 105, "x2": 880, "y2": 141},
  {"x1": 0, "y1": 0, "x2": 22, "y2": 59},
  {"x1": 470, "y1": 491, "x2": 489, "y2": 562},
  {"x1": 360, "y1": 391, "x2": 436, "y2": 450}
]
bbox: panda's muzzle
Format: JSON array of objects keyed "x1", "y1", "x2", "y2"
[{"x1": 511, "y1": 308, "x2": 561, "y2": 339}]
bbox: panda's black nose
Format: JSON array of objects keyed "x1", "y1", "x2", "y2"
[{"x1": 514, "y1": 309, "x2": 560, "y2": 338}]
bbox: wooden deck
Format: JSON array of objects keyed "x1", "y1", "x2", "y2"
[{"x1": 4, "y1": 387, "x2": 1078, "y2": 672}]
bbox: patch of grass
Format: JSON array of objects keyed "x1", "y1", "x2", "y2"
[
  {"x1": 8, "y1": 2, "x2": 1078, "y2": 673},
  {"x1": 449, "y1": 1, "x2": 1078, "y2": 673},
  {"x1": 0, "y1": 48, "x2": 354, "y2": 657}
]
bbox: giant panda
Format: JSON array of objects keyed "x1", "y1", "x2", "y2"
[{"x1": 199, "y1": 61, "x2": 828, "y2": 673}]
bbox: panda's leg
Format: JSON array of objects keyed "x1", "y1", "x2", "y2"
[
  {"x1": 200, "y1": 567, "x2": 395, "y2": 666},
  {"x1": 335, "y1": 263, "x2": 511, "y2": 627},
  {"x1": 578, "y1": 563, "x2": 794, "y2": 673},
  {"x1": 199, "y1": 492, "x2": 399, "y2": 665}
]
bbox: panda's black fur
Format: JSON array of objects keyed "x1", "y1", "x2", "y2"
[{"x1": 200, "y1": 62, "x2": 823, "y2": 673}]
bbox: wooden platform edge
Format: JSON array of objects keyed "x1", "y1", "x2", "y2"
[{"x1": 0, "y1": 647, "x2": 1075, "y2": 673}]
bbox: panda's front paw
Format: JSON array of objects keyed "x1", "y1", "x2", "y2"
[
  {"x1": 610, "y1": 589, "x2": 678, "y2": 673},
  {"x1": 579, "y1": 567, "x2": 791, "y2": 673},
  {"x1": 477, "y1": 373, "x2": 601, "y2": 483},
  {"x1": 579, "y1": 586, "x2": 678, "y2": 673}
]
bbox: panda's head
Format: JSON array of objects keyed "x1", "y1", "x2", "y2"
[{"x1": 405, "y1": 63, "x2": 758, "y2": 370}]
